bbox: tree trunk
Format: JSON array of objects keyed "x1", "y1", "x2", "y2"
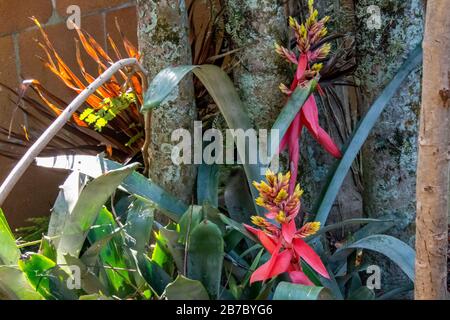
[
  {"x1": 415, "y1": 0, "x2": 449, "y2": 300},
  {"x1": 136, "y1": 0, "x2": 197, "y2": 203},
  {"x1": 355, "y1": 0, "x2": 424, "y2": 289},
  {"x1": 224, "y1": 0, "x2": 289, "y2": 130}
]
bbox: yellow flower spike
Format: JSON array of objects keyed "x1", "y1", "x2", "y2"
[
  {"x1": 312, "y1": 63, "x2": 323, "y2": 72},
  {"x1": 308, "y1": 0, "x2": 315, "y2": 13},
  {"x1": 255, "y1": 197, "x2": 266, "y2": 207},
  {"x1": 275, "y1": 211, "x2": 287, "y2": 224},
  {"x1": 319, "y1": 27, "x2": 328, "y2": 38},
  {"x1": 251, "y1": 216, "x2": 268, "y2": 228},
  {"x1": 298, "y1": 222, "x2": 321, "y2": 238},
  {"x1": 274, "y1": 189, "x2": 288, "y2": 204},
  {"x1": 265, "y1": 169, "x2": 276, "y2": 184},
  {"x1": 293, "y1": 184, "x2": 304, "y2": 198}
]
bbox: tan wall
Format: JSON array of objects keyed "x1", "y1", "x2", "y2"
[{"x1": 0, "y1": 0, "x2": 138, "y2": 228}]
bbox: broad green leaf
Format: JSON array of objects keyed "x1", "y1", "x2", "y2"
[
  {"x1": 187, "y1": 220, "x2": 224, "y2": 299},
  {"x1": 137, "y1": 254, "x2": 171, "y2": 296},
  {"x1": 48, "y1": 171, "x2": 87, "y2": 244},
  {"x1": 164, "y1": 275, "x2": 209, "y2": 300},
  {"x1": 197, "y1": 164, "x2": 219, "y2": 208},
  {"x1": 141, "y1": 65, "x2": 261, "y2": 214},
  {"x1": 332, "y1": 234, "x2": 415, "y2": 281},
  {"x1": 218, "y1": 213, "x2": 257, "y2": 243},
  {"x1": 224, "y1": 169, "x2": 254, "y2": 224},
  {"x1": 0, "y1": 266, "x2": 43, "y2": 300},
  {"x1": 38, "y1": 236, "x2": 57, "y2": 262},
  {"x1": 160, "y1": 226, "x2": 185, "y2": 272},
  {"x1": 314, "y1": 45, "x2": 423, "y2": 225},
  {"x1": 19, "y1": 253, "x2": 77, "y2": 300},
  {"x1": 273, "y1": 282, "x2": 332, "y2": 300},
  {"x1": 0, "y1": 208, "x2": 20, "y2": 265},
  {"x1": 63, "y1": 254, "x2": 110, "y2": 296},
  {"x1": 268, "y1": 78, "x2": 318, "y2": 157},
  {"x1": 124, "y1": 198, "x2": 154, "y2": 255},
  {"x1": 178, "y1": 205, "x2": 204, "y2": 245},
  {"x1": 86, "y1": 207, "x2": 133, "y2": 297},
  {"x1": 56, "y1": 163, "x2": 138, "y2": 263},
  {"x1": 36, "y1": 155, "x2": 187, "y2": 221}
]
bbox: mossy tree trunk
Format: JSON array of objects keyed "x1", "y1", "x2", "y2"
[
  {"x1": 137, "y1": 0, "x2": 197, "y2": 204},
  {"x1": 415, "y1": 0, "x2": 449, "y2": 300}
]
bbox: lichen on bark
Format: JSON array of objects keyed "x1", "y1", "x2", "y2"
[
  {"x1": 224, "y1": 0, "x2": 290, "y2": 130},
  {"x1": 137, "y1": 0, "x2": 197, "y2": 203}
]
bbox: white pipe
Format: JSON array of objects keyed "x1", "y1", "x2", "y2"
[{"x1": 0, "y1": 58, "x2": 146, "y2": 207}]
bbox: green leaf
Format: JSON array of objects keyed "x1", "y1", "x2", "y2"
[
  {"x1": 306, "y1": 218, "x2": 386, "y2": 241},
  {"x1": 38, "y1": 236, "x2": 57, "y2": 262},
  {"x1": 56, "y1": 163, "x2": 138, "y2": 263},
  {"x1": 124, "y1": 198, "x2": 154, "y2": 254},
  {"x1": 36, "y1": 155, "x2": 187, "y2": 221},
  {"x1": 268, "y1": 78, "x2": 318, "y2": 156},
  {"x1": 332, "y1": 234, "x2": 415, "y2": 281},
  {"x1": 0, "y1": 266, "x2": 43, "y2": 300},
  {"x1": 141, "y1": 65, "x2": 261, "y2": 214},
  {"x1": 19, "y1": 253, "x2": 78, "y2": 300},
  {"x1": 314, "y1": 45, "x2": 423, "y2": 225},
  {"x1": 197, "y1": 164, "x2": 219, "y2": 208},
  {"x1": 218, "y1": 213, "x2": 257, "y2": 243},
  {"x1": 0, "y1": 208, "x2": 20, "y2": 265},
  {"x1": 47, "y1": 171, "x2": 87, "y2": 245},
  {"x1": 347, "y1": 286, "x2": 375, "y2": 300},
  {"x1": 85, "y1": 207, "x2": 133, "y2": 297},
  {"x1": 137, "y1": 254, "x2": 171, "y2": 296},
  {"x1": 224, "y1": 170, "x2": 254, "y2": 224},
  {"x1": 187, "y1": 220, "x2": 224, "y2": 299},
  {"x1": 273, "y1": 282, "x2": 332, "y2": 300},
  {"x1": 164, "y1": 275, "x2": 209, "y2": 300},
  {"x1": 178, "y1": 205, "x2": 204, "y2": 245}
]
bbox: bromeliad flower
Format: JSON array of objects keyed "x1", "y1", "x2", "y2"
[
  {"x1": 244, "y1": 170, "x2": 329, "y2": 285},
  {"x1": 275, "y1": 0, "x2": 342, "y2": 192}
]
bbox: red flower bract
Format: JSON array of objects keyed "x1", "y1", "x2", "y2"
[
  {"x1": 276, "y1": 0, "x2": 342, "y2": 191},
  {"x1": 244, "y1": 170, "x2": 329, "y2": 285}
]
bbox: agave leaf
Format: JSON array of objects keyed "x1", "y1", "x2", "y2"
[
  {"x1": 187, "y1": 220, "x2": 224, "y2": 299},
  {"x1": 332, "y1": 234, "x2": 415, "y2": 281},
  {"x1": 314, "y1": 45, "x2": 423, "y2": 225},
  {"x1": 273, "y1": 282, "x2": 332, "y2": 300},
  {"x1": 56, "y1": 163, "x2": 139, "y2": 263},
  {"x1": 164, "y1": 274, "x2": 209, "y2": 300},
  {"x1": 36, "y1": 155, "x2": 188, "y2": 220}
]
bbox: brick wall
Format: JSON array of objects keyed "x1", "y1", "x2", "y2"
[{"x1": 0, "y1": 0, "x2": 138, "y2": 227}]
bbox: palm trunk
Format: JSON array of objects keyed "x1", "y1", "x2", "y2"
[
  {"x1": 414, "y1": 0, "x2": 449, "y2": 300},
  {"x1": 136, "y1": 0, "x2": 197, "y2": 204}
]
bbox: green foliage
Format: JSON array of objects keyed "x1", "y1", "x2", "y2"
[
  {"x1": 80, "y1": 92, "x2": 137, "y2": 132},
  {"x1": 2, "y1": 43, "x2": 422, "y2": 300}
]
